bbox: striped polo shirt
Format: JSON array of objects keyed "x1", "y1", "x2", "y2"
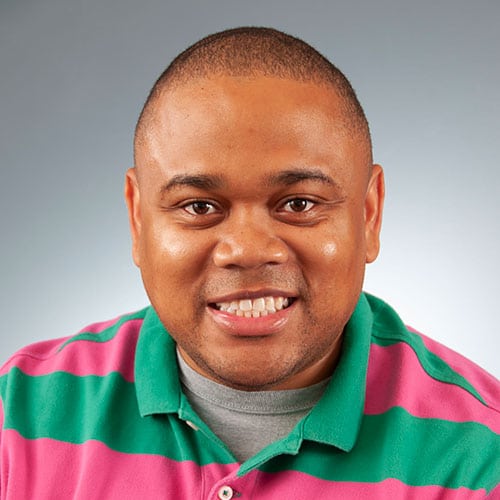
[{"x1": 1, "y1": 293, "x2": 499, "y2": 499}]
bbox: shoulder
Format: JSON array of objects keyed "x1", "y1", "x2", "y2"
[
  {"x1": 361, "y1": 294, "x2": 499, "y2": 494},
  {"x1": 0, "y1": 307, "x2": 149, "y2": 392},
  {"x1": 364, "y1": 293, "x2": 499, "y2": 430}
]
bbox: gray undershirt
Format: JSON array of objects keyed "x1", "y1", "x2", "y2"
[{"x1": 177, "y1": 352, "x2": 330, "y2": 462}]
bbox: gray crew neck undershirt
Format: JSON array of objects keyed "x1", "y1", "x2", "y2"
[{"x1": 177, "y1": 351, "x2": 330, "y2": 462}]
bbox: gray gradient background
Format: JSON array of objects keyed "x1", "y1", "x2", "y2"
[{"x1": 1, "y1": 0, "x2": 498, "y2": 377}]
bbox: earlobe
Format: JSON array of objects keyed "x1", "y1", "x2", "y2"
[
  {"x1": 124, "y1": 167, "x2": 142, "y2": 267},
  {"x1": 364, "y1": 164, "x2": 385, "y2": 263}
]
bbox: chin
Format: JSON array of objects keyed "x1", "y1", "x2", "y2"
[{"x1": 210, "y1": 365, "x2": 293, "y2": 391}]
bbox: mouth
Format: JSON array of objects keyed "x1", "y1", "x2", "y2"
[{"x1": 209, "y1": 295, "x2": 296, "y2": 318}]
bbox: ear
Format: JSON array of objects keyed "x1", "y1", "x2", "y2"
[
  {"x1": 124, "y1": 167, "x2": 142, "y2": 267},
  {"x1": 364, "y1": 164, "x2": 385, "y2": 263}
]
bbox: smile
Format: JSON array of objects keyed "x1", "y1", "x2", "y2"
[{"x1": 213, "y1": 296, "x2": 294, "y2": 318}]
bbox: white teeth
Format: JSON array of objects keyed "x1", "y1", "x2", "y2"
[
  {"x1": 253, "y1": 297, "x2": 266, "y2": 312},
  {"x1": 215, "y1": 295, "x2": 292, "y2": 317},
  {"x1": 265, "y1": 297, "x2": 276, "y2": 313},
  {"x1": 239, "y1": 299, "x2": 252, "y2": 311}
]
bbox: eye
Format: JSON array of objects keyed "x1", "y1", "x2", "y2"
[
  {"x1": 183, "y1": 201, "x2": 218, "y2": 215},
  {"x1": 282, "y1": 198, "x2": 315, "y2": 213}
]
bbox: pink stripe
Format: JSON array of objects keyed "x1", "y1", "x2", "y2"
[
  {"x1": 76, "y1": 314, "x2": 137, "y2": 334},
  {"x1": 365, "y1": 342, "x2": 500, "y2": 433},
  {"x1": 0, "y1": 336, "x2": 72, "y2": 376},
  {"x1": 1, "y1": 430, "x2": 240, "y2": 499},
  {"x1": 1, "y1": 430, "x2": 486, "y2": 499},
  {"x1": 409, "y1": 327, "x2": 500, "y2": 408},
  {"x1": 252, "y1": 470, "x2": 487, "y2": 499},
  {"x1": 487, "y1": 484, "x2": 500, "y2": 498},
  {"x1": 0, "y1": 319, "x2": 143, "y2": 382}
]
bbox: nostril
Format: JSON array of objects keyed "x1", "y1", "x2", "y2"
[{"x1": 212, "y1": 237, "x2": 289, "y2": 269}]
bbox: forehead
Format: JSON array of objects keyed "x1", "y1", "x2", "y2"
[
  {"x1": 136, "y1": 76, "x2": 369, "y2": 184},
  {"x1": 158, "y1": 75, "x2": 344, "y2": 129}
]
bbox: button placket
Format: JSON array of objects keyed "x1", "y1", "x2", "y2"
[{"x1": 209, "y1": 468, "x2": 253, "y2": 499}]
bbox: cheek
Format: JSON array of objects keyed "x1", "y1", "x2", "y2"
[
  {"x1": 320, "y1": 241, "x2": 337, "y2": 259},
  {"x1": 295, "y1": 220, "x2": 352, "y2": 263},
  {"x1": 138, "y1": 222, "x2": 211, "y2": 324},
  {"x1": 291, "y1": 215, "x2": 366, "y2": 283},
  {"x1": 150, "y1": 227, "x2": 191, "y2": 260},
  {"x1": 139, "y1": 220, "x2": 209, "y2": 281}
]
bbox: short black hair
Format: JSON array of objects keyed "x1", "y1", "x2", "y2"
[{"x1": 135, "y1": 27, "x2": 371, "y2": 160}]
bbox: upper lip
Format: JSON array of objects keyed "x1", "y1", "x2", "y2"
[{"x1": 207, "y1": 288, "x2": 297, "y2": 304}]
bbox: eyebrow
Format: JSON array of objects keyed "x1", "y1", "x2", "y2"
[
  {"x1": 159, "y1": 167, "x2": 337, "y2": 195},
  {"x1": 266, "y1": 168, "x2": 338, "y2": 188},
  {"x1": 160, "y1": 174, "x2": 225, "y2": 194}
]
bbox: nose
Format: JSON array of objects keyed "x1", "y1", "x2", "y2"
[{"x1": 212, "y1": 210, "x2": 289, "y2": 269}]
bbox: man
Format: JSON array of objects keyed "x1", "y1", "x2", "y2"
[{"x1": 1, "y1": 27, "x2": 498, "y2": 499}]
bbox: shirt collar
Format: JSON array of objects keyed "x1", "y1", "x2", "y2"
[
  {"x1": 135, "y1": 292, "x2": 373, "y2": 452},
  {"x1": 135, "y1": 306, "x2": 181, "y2": 416},
  {"x1": 301, "y1": 292, "x2": 373, "y2": 451}
]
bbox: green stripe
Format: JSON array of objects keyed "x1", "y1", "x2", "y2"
[
  {"x1": 260, "y1": 407, "x2": 499, "y2": 491},
  {"x1": 3, "y1": 369, "x2": 498, "y2": 490},
  {"x1": 58, "y1": 308, "x2": 148, "y2": 351},
  {"x1": 1, "y1": 368, "x2": 232, "y2": 466},
  {"x1": 367, "y1": 294, "x2": 486, "y2": 404}
]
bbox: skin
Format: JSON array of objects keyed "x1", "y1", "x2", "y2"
[{"x1": 126, "y1": 75, "x2": 384, "y2": 391}]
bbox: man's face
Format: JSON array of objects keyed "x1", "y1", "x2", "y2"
[{"x1": 126, "y1": 75, "x2": 384, "y2": 390}]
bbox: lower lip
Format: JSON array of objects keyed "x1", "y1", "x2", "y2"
[{"x1": 207, "y1": 302, "x2": 295, "y2": 337}]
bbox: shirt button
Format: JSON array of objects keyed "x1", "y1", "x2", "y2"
[
  {"x1": 217, "y1": 486, "x2": 234, "y2": 499},
  {"x1": 185, "y1": 420, "x2": 199, "y2": 431}
]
